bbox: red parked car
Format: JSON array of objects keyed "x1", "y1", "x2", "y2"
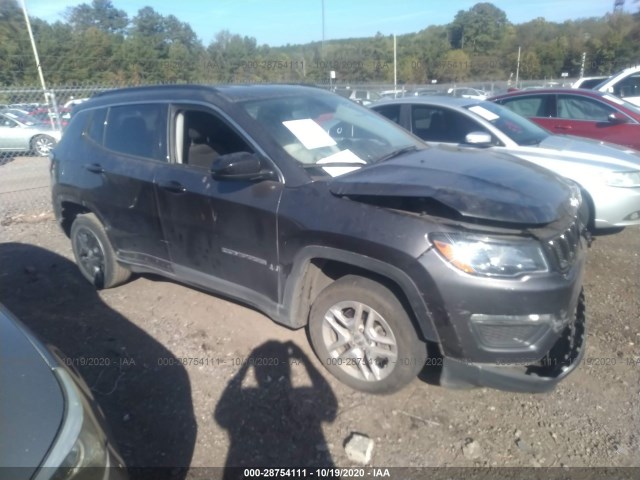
[
  {"x1": 490, "y1": 88, "x2": 640, "y2": 151},
  {"x1": 28, "y1": 107, "x2": 71, "y2": 128}
]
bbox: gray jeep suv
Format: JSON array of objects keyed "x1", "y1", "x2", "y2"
[{"x1": 51, "y1": 84, "x2": 587, "y2": 394}]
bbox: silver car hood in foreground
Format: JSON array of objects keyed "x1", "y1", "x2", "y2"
[{"x1": 0, "y1": 305, "x2": 64, "y2": 478}]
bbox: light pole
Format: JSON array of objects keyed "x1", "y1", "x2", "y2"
[
  {"x1": 20, "y1": 0, "x2": 61, "y2": 131},
  {"x1": 321, "y1": 0, "x2": 325, "y2": 56}
]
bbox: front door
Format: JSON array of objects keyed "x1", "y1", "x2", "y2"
[{"x1": 155, "y1": 106, "x2": 282, "y2": 302}]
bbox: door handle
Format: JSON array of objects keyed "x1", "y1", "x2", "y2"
[
  {"x1": 84, "y1": 163, "x2": 104, "y2": 174},
  {"x1": 158, "y1": 180, "x2": 186, "y2": 194},
  {"x1": 554, "y1": 125, "x2": 572, "y2": 130}
]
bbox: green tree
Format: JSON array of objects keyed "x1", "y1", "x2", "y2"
[
  {"x1": 65, "y1": 0, "x2": 128, "y2": 35},
  {"x1": 435, "y1": 49, "x2": 471, "y2": 82},
  {"x1": 449, "y1": 3, "x2": 509, "y2": 54}
]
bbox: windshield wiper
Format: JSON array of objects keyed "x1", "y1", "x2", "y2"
[{"x1": 377, "y1": 145, "x2": 419, "y2": 163}]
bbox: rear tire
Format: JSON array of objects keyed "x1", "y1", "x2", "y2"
[
  {"x1": 70, "y1": 213, "x2": 131, "y2": 289},
  {"x1": 308, "y1": 275, "x2": 427, "y2": 394}
]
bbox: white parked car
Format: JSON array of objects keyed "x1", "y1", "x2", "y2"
[
  {"x1": 572, "y1": 76, "x2": 608, "y2": 89},
  {"x1": 596, "y1": 66, "x2": 640, "y2": 106}
]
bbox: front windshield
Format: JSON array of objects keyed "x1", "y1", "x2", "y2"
[
  {"x1": 240, "y1": 92, "x2": 424, "y2": 177},
  {"x1": 464, "y1": 101, "x2": 549, "y2": 146}
]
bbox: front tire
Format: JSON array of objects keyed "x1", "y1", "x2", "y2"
[
  {"x1": 31, "y1": 134, "x2": 56, "y2": 157},
  {"x1": 70, "y1": 213, "x2": 131, "y2": 289},
  {"x1": 308, "y1": 275, "x2": 427, "y2": 394}
]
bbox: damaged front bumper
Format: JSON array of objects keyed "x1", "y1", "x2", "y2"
[{"x1": 439, "y1": 290, "x2": 586, "y2": 393}]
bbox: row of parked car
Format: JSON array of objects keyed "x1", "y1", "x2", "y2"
[
  {"x1": 0, "y1": 99, "x2": 86, "y2": 157},
  {"x1": 2, "y1": 68, "x2": 639, "y2": 477}
]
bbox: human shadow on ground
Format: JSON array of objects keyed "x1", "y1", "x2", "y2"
[
  {"x1": 0, "y1": 242, "x2": 196, "y2": 480},
  {"x1": 214, "y1": 340, "x2": 338, "y2": 478}
]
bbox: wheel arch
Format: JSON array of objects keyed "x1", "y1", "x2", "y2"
[
  {"x1": 54, "y1": 196, "x2": 108, "y2": 238},
  {"x1": 282, "y1": 246, "x2": 440, "y2": 343}
]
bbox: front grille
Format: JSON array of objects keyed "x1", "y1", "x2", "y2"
[{"x1": 546, "y1": 221, "x2": 581, "y2": 271}]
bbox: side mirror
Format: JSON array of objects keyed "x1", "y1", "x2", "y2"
[
  {"x1": 607, "y1": 113, "x2": 628, "y2": 125},
  {"x1": 210, "y1": 152, "x2": 271, "y2": 181},
  {"x1": 464, "y1": 131, "x2": 493, "y2": 146}
]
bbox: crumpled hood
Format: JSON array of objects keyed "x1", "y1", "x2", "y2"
[{"x1": 329, "y1": 146, "x2": 578, "y2": 225}]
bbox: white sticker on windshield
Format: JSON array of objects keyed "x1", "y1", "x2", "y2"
[
  {"x1": 603, "y1": 94, "x2": 625, "y2": 105},
  {"x1": 317, "y1": 149, "x2": 366, "y2": 165},
  {"x1": 317, "y1": 149, "x2": 366, "y2": 177},
  {"x1": 468, "y1": 105, "x2": 500, "y2": 121},
  {"x1": 283, "y1": 119, "x2": 337, "y2": 150}
]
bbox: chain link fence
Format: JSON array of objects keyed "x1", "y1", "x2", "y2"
[{"x1": 0, "y1": 78, "x2": 578, "y2": 223}]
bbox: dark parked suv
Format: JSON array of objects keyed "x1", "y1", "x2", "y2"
[{"x1": 51, "y1": 85, "x2": 587, "y2": 394}]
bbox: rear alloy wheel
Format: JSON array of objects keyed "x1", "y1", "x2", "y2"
[
  {"x1": 308, "y1": 275, "x2": 427, "y2": 394},
  {"x1": 70, "y1": 213, "x2": 131, "y2": 289},
  {"x1": 31, "y1": 134, "x2": 56, "y2": 157}
]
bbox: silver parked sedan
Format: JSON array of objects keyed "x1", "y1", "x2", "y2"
[
  {"x1": 371, "y1": 96, "x2": 640, "y2": 231},
  {"x1": 0, "y1": 111, "x2": 62, "y2": 156}
]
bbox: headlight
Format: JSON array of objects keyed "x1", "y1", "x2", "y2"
[
  {"x1": 34, "y1": 369, "x2": 109, "y2": 480},
  {"x1": 429, "y1": 233, "x2": 548, "y2": 277},
  {"x1": 605, "y1": 170, "x2": 640, "y2": 187}
]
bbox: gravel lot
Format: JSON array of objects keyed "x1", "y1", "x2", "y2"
[{"x1": 1, "y1": 156, "x2": 639, "y2": 477}]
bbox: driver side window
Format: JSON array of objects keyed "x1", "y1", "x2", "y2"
[
  {"x1": 411, "y1": 106, "x2": 486, "y2": 143},
  {"x1": 175, "y1": 109, "x2": 253, "y2": 169}
]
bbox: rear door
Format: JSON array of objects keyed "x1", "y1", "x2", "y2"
[
  {"x1": 154, "y1": 104, "x2": 282, "y2": 302},
  {"x1": 80, "y1": 103, "x2": 171, "y2": 269}
]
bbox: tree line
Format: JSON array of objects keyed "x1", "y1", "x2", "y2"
[{"x1": 0, "y1": 0, "x2": 639, "y2": 87}]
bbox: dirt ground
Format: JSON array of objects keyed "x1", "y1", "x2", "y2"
[{"x1": 1, "y1": 194, "x2": 640, "y2": 476}]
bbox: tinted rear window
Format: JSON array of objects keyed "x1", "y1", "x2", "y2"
[{"x1": 104, "y1": 104, "x2": 167, "y2": 161}]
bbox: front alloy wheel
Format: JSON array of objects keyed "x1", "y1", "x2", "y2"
[
  {"x1": 321, "y1": 300, "x2": 398, "y2": 382},
  {"x1": 308, "y1": 275, "x2": 426, "y2": 394}
]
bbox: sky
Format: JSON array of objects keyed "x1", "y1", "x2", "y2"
[{"x1": 23, "y1": 0, "x2": 635, "y2": 47}]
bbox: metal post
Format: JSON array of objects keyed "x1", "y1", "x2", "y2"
[
  {"x1": 515, "y1": 46, "x2": 521, "y2": 88},
  {"x1": 20, "y1": 0, "x2": 61, "y2": 131},
  {"x1": 580, "y1": 52, "x2": 586, "y2": 78},
  {"x1": 321, "y1": 0, "x2": 325, "y2": 56},
  {"x1": 393, "y1": 34, "x2": 397, "y2": 97}
]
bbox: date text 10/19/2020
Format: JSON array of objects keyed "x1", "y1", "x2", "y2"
[{"x1": 243, "y1": 468, "x2": 391, "y2": 478}]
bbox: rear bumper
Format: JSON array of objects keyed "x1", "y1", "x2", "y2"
[{"x1": 439, "y1": 291, "x2": 586, "y2": 393}]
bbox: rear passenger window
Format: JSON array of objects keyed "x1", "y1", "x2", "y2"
[
  {"x1": 104, "y1": 104, "x2": 167, "y2": 161},
  {"x1": 500, "y1": 96, "x2": 546, "y2": 117}
]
